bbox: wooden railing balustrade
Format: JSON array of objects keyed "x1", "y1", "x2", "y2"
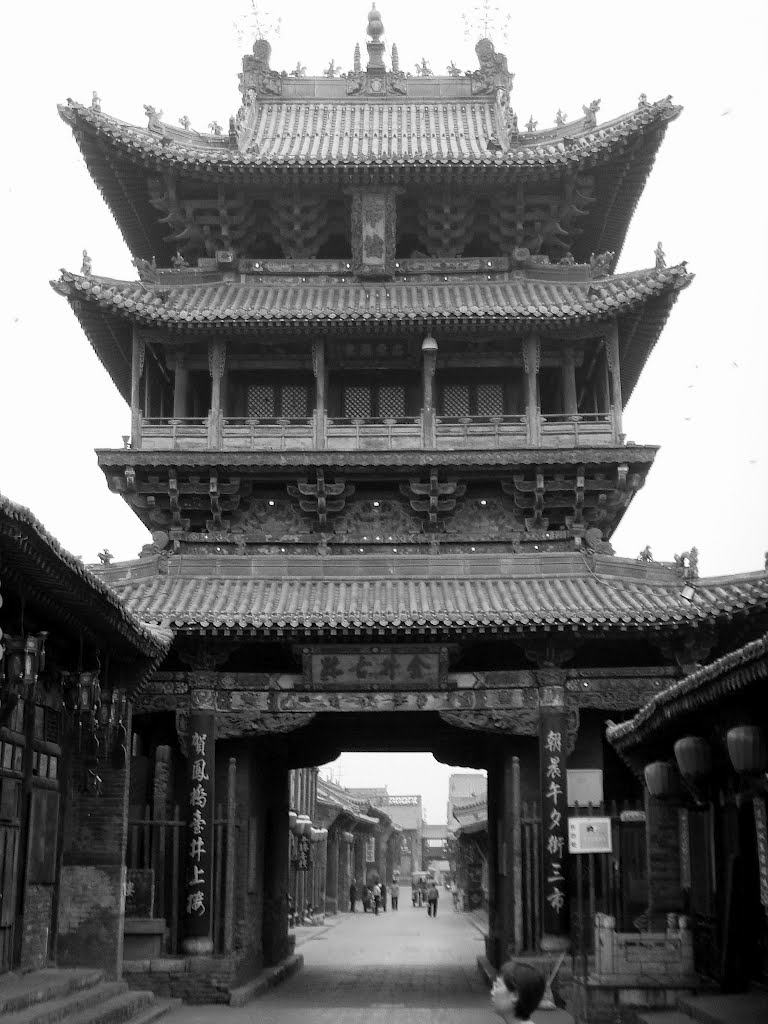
[
  {"x1": 127, "y1": 795, "x2": 236, "y2": 955},
  {"x1": 133, "y1": 408, "x2": 620, "y2": 451}
]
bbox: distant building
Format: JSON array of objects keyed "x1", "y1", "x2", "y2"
[
  {"x1": 447, "y1": 772, "x2": 487, "y2": 832},
  {"x1": 346, "y1": 787, "x2": 424, "y2": 875}
]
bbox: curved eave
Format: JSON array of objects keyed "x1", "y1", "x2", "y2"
[
  {"x1": 52, "y1": 264, "x2": 691, "y2": 407},
  {"x1": 93, "y1": 554, "x2": 768, "y2": 640},
  {"x1": 0, "y1": 493, "x2": 171, "y2": 663},
  {"x1": 606, "y1": 629, "x2": 768, "y2": 757},
  {"x1": 59, "y1": 98, "x2": 681, "y2": 264}
]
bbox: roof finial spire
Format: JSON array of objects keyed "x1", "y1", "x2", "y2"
[{"x1": 366, "y1": 4, "x2": 386, "y2": 71}]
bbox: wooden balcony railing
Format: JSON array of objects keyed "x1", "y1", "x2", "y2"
[
  {"x1": 539, "y1": 412, "x2": 614, "y2": 447},
  {"x1": 326, "y1": 416, "x2": 423, "y2": 450},
  {"x1": 220, "y1": 415, "x2": 315, "y2": 450},
  {"x1": 435, "y1": 414, "x2": 528, "y2": 449},
  {"x1": 140, "y1": 417, "x2": 209, "y2": 450},
  {"x1": 133, "y1": 409, "x2": 620, "y2": 451}
]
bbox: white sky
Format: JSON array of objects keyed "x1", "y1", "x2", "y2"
[{"x1": 2, "y1": 1, "x2": 767, "y2": 822}]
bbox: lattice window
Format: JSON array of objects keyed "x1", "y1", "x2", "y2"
[
  {"x1": 442, "y1": 384, "x2": 471, "y2": 417},
  {"x1": 247, "y1": 384, "x2": 310, "y2": 418},
  {"x1": 476, "y1": 383, "x2": 504, "y2": 416},
  {"x1": 247, "y1": 384, "x2": 274, "y2": 418},
  {"x1": 282, "y1": 385, "x2": 309, "y2": 418},
  {"x1": 343, "y1": 385, "x2": 372, "y2": 418},
  {"x1": 379, "y1": 385, "x2": 406, "y2": 418}
]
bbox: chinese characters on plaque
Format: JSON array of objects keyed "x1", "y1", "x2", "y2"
[
  {"x1": 303, "y1": 646, "x2": 446, "y2": 689},
  {"x1": 184, "y1": 714, "x2": 215, "y2": 942},
  {"x1": 540, "y1": 714, "x2": 569, "y2": 935}
]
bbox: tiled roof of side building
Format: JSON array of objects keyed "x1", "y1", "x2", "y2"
[
  {"x1": 92, "y1": 551, "x2": 768, "y2": 637},
  {"x1": 52, "y1": 264, "x2": 691, "y2": 406},
  {"x1": 0, "y1": 493, "x2": 172, "y2": 661},
  {"x1": 606, "y1": 630, "x2": 768, "y2": 753}
]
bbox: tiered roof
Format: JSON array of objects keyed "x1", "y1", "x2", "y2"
[
  {"x1": 92, "y1": 552, "x2": 768, "y2": 639},
  {"x1": 53, "y1": 263, "x2": 691, "y2": 406},
  {"x1": 57, "y1": 15, "x2": 681, "y2": 265}
]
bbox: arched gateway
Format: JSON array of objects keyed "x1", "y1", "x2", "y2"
[{"x1": 41, "y1": 3, "x2": 768, "y2": 1006}]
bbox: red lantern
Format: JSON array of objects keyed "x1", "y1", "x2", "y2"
[
  {"x1": 644, "y1": 761, "x2": 683, "y2": 800},
  {"x1": 726, "y1": 725, "x2": 767, "y2": 776},
  {"x1": 674, "y1": 736, "x2": 712, "y2": 780}
]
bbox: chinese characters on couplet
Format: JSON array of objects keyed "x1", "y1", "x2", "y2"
[
  {"x1": 543, "y1": 727, "x2": 568, "y2": 919},
  {"x1": 186, "y1": 729, "x2": 210, "y2": 918}
]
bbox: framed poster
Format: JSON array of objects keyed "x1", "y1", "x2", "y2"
[{"x1": 568, "y1": 816, "x2": 612, "y2": 854}]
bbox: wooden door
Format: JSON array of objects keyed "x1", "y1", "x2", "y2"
[{"x1": 0, "y1": 777, "x2": 23, "y2": 973}]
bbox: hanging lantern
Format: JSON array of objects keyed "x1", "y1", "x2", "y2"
[
  {"x1": 674, "y1": 736, "x2": 712, "y2": 780},
  {"x1": 726, "y1": 725, "x2": 768, "y2": 776},
  {"x1": 1, "y1": 632, "x2": 48, "y2": 727},
  {"x1": 644, "y1": 761, "x2": 683, "y2": 800}
]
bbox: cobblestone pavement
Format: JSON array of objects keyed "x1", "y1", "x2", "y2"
[{"x1": 166, "y1": 896, "x2": 499, "y2": 1024}]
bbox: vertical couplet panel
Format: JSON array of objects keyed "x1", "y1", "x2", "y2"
[{"x1": 182, "y1": 712, "x2": 215, "y2": 955}]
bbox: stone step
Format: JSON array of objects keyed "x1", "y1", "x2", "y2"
[
  {"x1": 678, "y1": 993, "x2": 768, "y2": 1024},
  {"x1": 119, "y1": 998, "x2": 181, "y2": 1024},
  {"x1": 56, "y1": 990, "x2": 158, "y2": 1024},
  {"x1": 3, "y1": 983, "x2": 128, "y2": 1024},
  {"x1": 633, "y1": 1013, "x2": 694, "y2": 1024},
  {"x1": 0, "y1": 971, "x2": 105, "y2": 1017}
]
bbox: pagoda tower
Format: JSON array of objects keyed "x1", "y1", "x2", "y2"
[{"x1": 52, "y1": 8, "x2": 768, "y2": 991}]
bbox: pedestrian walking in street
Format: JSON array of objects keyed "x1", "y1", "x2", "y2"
[
  {"x1": 426, "y1": 880, "x2": 439, "y2": 917},
  {"x1": 372, "y1": 881, "x2": 381, "y2": 915},
  {"x1": 362, "y1": 884, "x2": 371, "y2": 912},
  {"x1": 349, "y1": 878, "x2": 357, "y2": 912},
  {"x1": 390, "y1": 879, "x2": 400, "y2": 910},
  {"x1": 380, "y1": 881, "x2": 387, "y2": 912},
  {"x1": 490, "y1": 961, "x2": 546, "y2": 1023}
]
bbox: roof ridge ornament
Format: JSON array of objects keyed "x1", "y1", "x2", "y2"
[
  {"x1": 239, "y1": 37, "x2": 283, "y2": 98},
  {"x1": 582, "y1": 99, "x2": 601, "y2": 129},
  {"x1": 471, "y1": 38, "x2": 514, "y2": 96}
]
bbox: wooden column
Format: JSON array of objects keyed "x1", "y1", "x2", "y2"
[
  {"x1": 326, "y1": 829, "x2": 340, "y2": 914},
  {"x1": 130, "y1": 327, "x2": 145, "y2": 447},
  {"x1": 208, "y1": 339, "x2": 226, "y2": 448},
  {"x1": 173, "y1": 351, "x2": 189, "y2": 418},
  {"x1": 523, "y1": 332, "x2": 540, "y2": 444},
  {"x1": 486, "y1": 751, "x2": 501, "y2": 966},
  {"x1": 489, "y1": 745, "x2": 521, "y2": 965},
  {"x1": 262, "y1": 762, "x2": 290, "y2": 965},
  {"x1": 538, "y1": 677, "x2": 570, "y2": 952},
  {"x1": 605, "y1": 321, "x2": 623, "y2": 439},
  {"x1": 422, "y1": 333, "x2": 438, "y2": 447},
  {"x1": 313, "y1": 338, "x2": 327, "y2": 448},
  {"x1": 512, "y1": 755, "x2": 523, "y2": 953},
  {"x1": 562, "y1": 347, "x2": 578, "y2": 415},
  {"x1": 182, "y1": 708, "x2": 215, "y2": 955}
]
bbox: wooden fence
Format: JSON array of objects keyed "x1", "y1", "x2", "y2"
[
  {"x1": 127, "y1": 760, "x2": 236, "y2": 954},
  {"x1": 519, "y1": 799, "x2": 647, "y2": 954}
]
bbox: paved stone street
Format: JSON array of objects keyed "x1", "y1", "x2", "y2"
[{"x1": 161, "y1": 890, "x2": 556, "y2": 1024}]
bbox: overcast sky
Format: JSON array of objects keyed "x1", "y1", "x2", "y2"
[{"x1": 2, "y1": 1, "x2": 767, "y2": 822}]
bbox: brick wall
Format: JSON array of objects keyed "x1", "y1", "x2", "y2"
[
  {"x1": 20, "y1": 883, "x2": 53, "y2": 969},
  {"x1": 57, "y1": 708, "x2": 131, "y2": 977}
]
